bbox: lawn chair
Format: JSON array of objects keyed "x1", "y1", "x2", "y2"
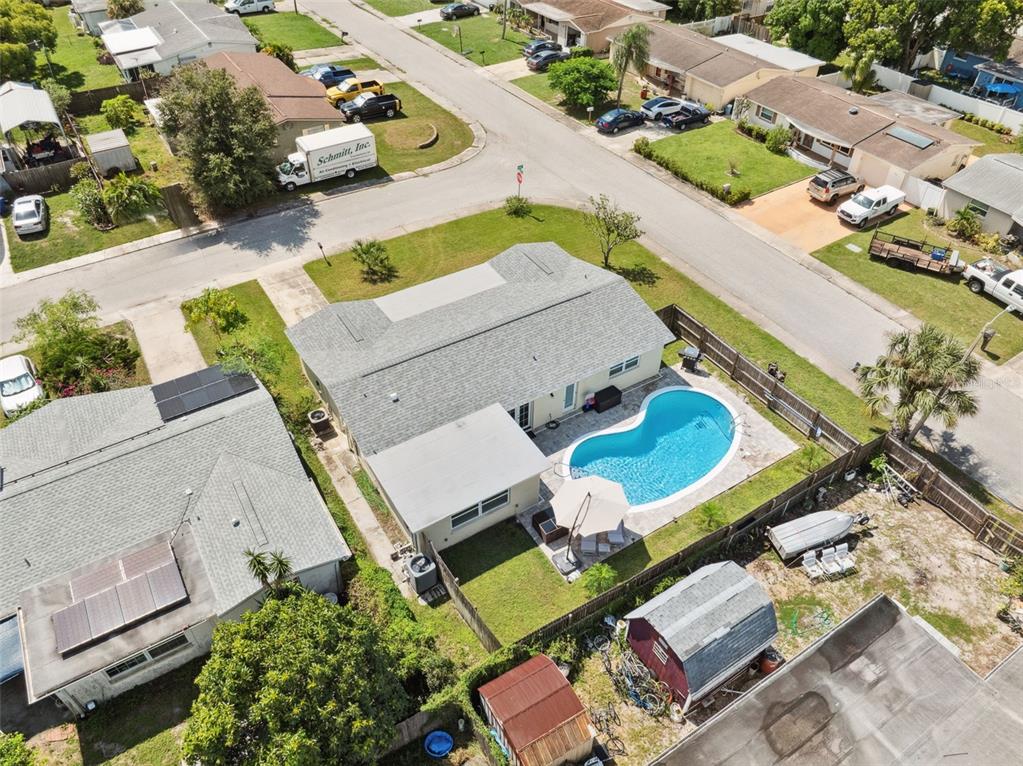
[
  {"x1": 608, "y1": 523, "x2": 626, "y2": 547},
  {"x1": 819, "y1": 546, "x2": 842, "y2": 578},
  {"x1": 801, "y1": 550, "x2": 824, "y2": 580},
  {"x1": 581, "y1": 535, "x2": 598, "y2": 556},
  {"x1": 835, "y1": 542, "x2": 856, "y2": 573}
]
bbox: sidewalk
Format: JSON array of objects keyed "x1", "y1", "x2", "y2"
[
  {"x1": 259, "y1": 264, "x2": 328, "y2": 327},
  {"x1": 128, "y1": 304, "x2": 206, "y2": 384}
]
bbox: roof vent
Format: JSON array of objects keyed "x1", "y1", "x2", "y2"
[
  {"x1": 390, "y1": 392, "x2": 399, "y2": 402},
  {"x1": 231, "y1": 518, "x2": 240, "y2": 527},
  {"x1": 848, "y1": 106, "x2": 859, "y2": 115}
]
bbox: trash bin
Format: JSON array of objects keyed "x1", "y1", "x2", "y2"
[{"x1": 679, "y1": 345, "x2": 701, "y2": 372}]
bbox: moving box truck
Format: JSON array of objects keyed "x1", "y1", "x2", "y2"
[{"x1": 276, "y1": 124, "x2": 377, "y2": 191}]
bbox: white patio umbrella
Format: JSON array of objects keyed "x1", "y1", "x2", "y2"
[{"x1": 551, "y1": 476, "x2": 630, "y2": 544}]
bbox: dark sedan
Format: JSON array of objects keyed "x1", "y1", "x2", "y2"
[
  {"x1": 595, "y1": 108, "x2": 645, "y2": 134},
  {"x1": 661, "y1": 103, "x2": 711, "y2": 130},
  {"x1": 440, "y1": 2, "x2": 479, "y2": 19},
  {"x1": 526, "y1": 49, "x2": 570, "y2": 71},
  {"x1": 340, "y1": 93, "x2": 402, "y2": 122},
  {"x1": 300, "y1": 64, "x2": 355, "y2": 88},
  {"x1": 523, "y1": 39, "x2": 562, "y2": 57}
]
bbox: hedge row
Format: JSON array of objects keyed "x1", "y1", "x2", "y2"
[
  {"x1": 633, "y1": 136, "x2": 751, "y2": 205},
  {"x1": 960, "y1": 112, "x2": 1014, "y2": 135}
]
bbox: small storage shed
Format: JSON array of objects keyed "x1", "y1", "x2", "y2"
[
  {"x1": 478, "y1": 654, "x2": 595, "y2": 766},
  {"x1": 767, "y1": 510, "x2": 856, "y2": 560},
  {"x1": 625, "y1": 561, "x2": 777, "y2": 711},
  {"x1": 85, "y1": 129, "x2": 136, "y2": 177}
]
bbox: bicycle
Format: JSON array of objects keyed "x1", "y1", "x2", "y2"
[
  {"x1": 589, "y1": 703, "x2": 620, "y2": 735},
  {"x1": 604, "y1": 735, "x2": 627, "y2": 757}
]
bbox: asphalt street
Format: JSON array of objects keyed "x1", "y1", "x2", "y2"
[{"x1": 1, "y1": 0, "x2": 1019, "y2": 505}]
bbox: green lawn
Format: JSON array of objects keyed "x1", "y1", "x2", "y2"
[
  {"x1": 361, "y1": 0, "x2": 435, "y2": 16},
  {"x1": 647, "y1": 121, "x2": 813, "y2": 198},
  {"x1": 4, "y1": 191, "x2": 175, "y2": 273},
  {"x1": 39, "y1": 7, "x2": 122, "y2": 90},
  {"x1": 949, "y1": 119, "x2": 1016, "y2": 157},
  {"x1": 512, "y1": 72, "x2": 646, "y2": 122},
  {"x1": 327, "y1": 55, "x2": 381, "y2": 71},
  {"x1": 373, "y1": 82, "x2": 474, "y2": 173},
  {"x1": 812, "y1": 207, "x2": 1023, "y2": 364},
  {"x1": 418, "y1": 15, "x2": 531, "y2": 65},
  {"x1": 77, "y1": 113, "x2": 188, "y2": 188},
  {"x1": 305, "y1": 205, "x2": 883, "y2": 442},
  {"x1": 243, "y1": 11, "x2": 343, "y2": 50}
]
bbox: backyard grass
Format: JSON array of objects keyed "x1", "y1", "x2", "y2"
[
  {"x1": 949, "y1": 119, "x2": 1017, "y2": 156},
  {"x1": 512, "y1": 72, "x2": 646, "y2": 122},
  {"x1": 39, "y1": 7, "x2": 123, "y2": 90},
  {"x1": 305, "y1": 205, "x2": 883, "y2": 442},
  {"x1": 812, "y1": 207, "x2": 1023, "y2": 363},
  {"x1": 243, "y1": 11, "x2": 343, "y2": 50},
  {"x1": 76, "y1": 113, "x2": 188, "y2": 188},
  {"x1": 3, "y1": 191, "x2": 175, "y2": 273},
  {"x1": 418, "y1": 15, "x2": 531, "y2": 66},
  {"x1": 646, "y1": 121, "x2": 813, "y2": 198},
  {"x1": 362, "y1": 0, "x2": 435, "y2": 15}
]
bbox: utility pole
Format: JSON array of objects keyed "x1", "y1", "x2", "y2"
[{"x1": 501, "y1": 0, "x2": 509, "y2": 40}]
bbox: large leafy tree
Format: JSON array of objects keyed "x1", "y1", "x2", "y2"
[
  {"x1": 158, "y1": 64, "x2": 277, "y2": 211},
  {"x1": 672, "y1": 0, "x2": 738, "y2": 22},
  {"x1": 765, "y1": 0, "x2": 849, "y2": 61},
  {"x1": 183, "y1": 587, "x2": 408, "y2": 765},
  {"x1": 857, "y1": 324, "x2": 980, "y2": 441},
  {"x1": 547, "y1": 57, "x2": 617, "y2": 109},
  {"x1": 611, "y1": 24, "x2": 649, "y2": 107},
  {"x1": 841, "y1": 47, "x2": 879, "y2": 93},
  {"x1": 107, "y1": 0, "x2": 143, "y2": 19},
  {"x1": 0, "y1": 0, "x2": 58, "y2": 82}
]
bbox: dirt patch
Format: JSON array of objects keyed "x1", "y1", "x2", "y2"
[{"x1": 376, "y1": 121, "x2": 437, "y2": 150}]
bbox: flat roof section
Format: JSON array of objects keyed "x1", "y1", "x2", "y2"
[
  {"x1": 712, "y1": 34, "x2": 823, "y2": 70},
  {"x1": 374, "y1": 263, "x2": 507, "y2": 323}
]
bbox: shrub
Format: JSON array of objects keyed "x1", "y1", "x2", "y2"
[
  {"x1": 764, "y1": 125, "x2": 792, "y2": 154},
  {"x1": 976, "y1": 231, "x2": 1002, "y2": 253},
  {"x1": 183, "y1": 287, "x2": 247, "y2": 336},
  {"x1": 547, "y1": 57, "x2": 617, "y2": 109},
  {"x1": 736, "y1": 119, "x2": 769, "y2": 143},
  {"x1": 569, "y1": 46, "x2": 593, "y2": 58},
  {"x1": 351, "y1": 238, "x2": 397, "y2": 283},
  {"x1": 41, "y1": 78, "x2": 71, "y2": 116},
  {"x1": 651, "y1": 573, "x2": 682, "y2": 596},
  {"x1": 947, "y1": 207, "x2": 981, "y2": 241},
  {"x1": 260, "y1": 42, "x2": 296, "y2": 71},
  {"x1": 102, "y1": 172, "x2": 162, "y2": 222},
  {"x1": 544, "y1": 633, "x2": 580, "y2": 669},
  {"x1": 100, "y1": 94, "x2": 140, "y2": 131},
  {"x1": 697, "y1": 501, "x2": 726, "y2": 532},
  {"x1": 632, "y1": 141, "x2": 750, "y2": 205},
  {"x1": 632, "y1": 136, "x2": 652, "y2": 157},
  {"x1": 799, "y1": 443, "x2": 829, "y2": 473},
  {"x1": 504, "y1": 195, "x2": 532, "y2": 218},
  {"x1": 69, "y1": 167, "x2": 113, "y2": 229},
  {"x1": 0, "y1": 733, "x2": 34, "y2": 766},
  {"x1": 582, "y1": 563, "x2": 617, "y2": 596}
]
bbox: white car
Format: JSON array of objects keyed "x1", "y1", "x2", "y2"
[
  {"x1": 0, "y1": 354, "x2": 44, "y2": 417},
  {"x1": 640, "y1": 97, "x2": 686, "y2": 121},
  {"x1": 836, "y1": 185, "x2": 905, "y2": 229},
  {"x1": 224, "y1": 0, "x2": 274, "y2": 13},
  {"x1": 12, "y1": 195, "x2": 48, "y2": 237}
]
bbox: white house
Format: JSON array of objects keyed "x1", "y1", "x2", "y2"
[
  {"x1": 512, "y1": 0, "x2": 669, "y2": 52},
  {"x1": 287, "y1": 244, "x2": 675, "y2": 552},
  {"x1": 941, "y1": 153, "x2": 1023, "y2": 237}
]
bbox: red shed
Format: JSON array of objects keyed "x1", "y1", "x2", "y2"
[{"x1": 478, "y1": 654, "x2": 595, "y2": 766}]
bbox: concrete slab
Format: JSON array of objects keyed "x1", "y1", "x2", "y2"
[
  {"x1": 735, "y1": 179, "x2": 853, "y2": 253},
  {"x1": 396, "y1": 8, "x2": 444, "y2": 26},
  {"x1": 128, "y1": 305, "x2": 206, "y2": 384},
  {"x1": 259, "y1": 264, "x2": 328, "y2": 327},
  {"x1": 485, "y1": 57, "x2": 529, "y2": 81}
]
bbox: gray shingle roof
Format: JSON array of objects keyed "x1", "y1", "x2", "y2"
[
  {"x1": 626, "y1": 561, "x2": 777, "y2": 698},
  {"x1": 943, "y1": 154, "x2": 1023, "y2": 222},
  {"x1": 101, "y1": 0, "x2": 255, "y2": 62},
  {"x1": 287, "y1": 244, "x2": 675, "y2": 454},
  {"x1": 0, "y1": 378, "x2": 351, "y2": 617}
]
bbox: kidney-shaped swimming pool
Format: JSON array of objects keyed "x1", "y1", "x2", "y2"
[{"x1": 564, "y1": 387, "x2": 739, "y2": 509}]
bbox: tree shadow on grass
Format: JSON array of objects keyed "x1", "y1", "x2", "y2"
[
  {"x1": 44, "y1": 63, "x2": 85, "y2": 91},
  {"x1": 614, "y1": 262, "x2": 659, "y2": 287}
]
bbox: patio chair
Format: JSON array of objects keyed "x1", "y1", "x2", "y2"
[
  {"x1": 581, "y1": 535, "x2": 598, "y2": 556},
  {"x1": 608, "y1": 523, "x2": 626, "y2": 547},
  {"x1": 819, "y1": 546, "x2": 842, "y2": 578},
  {"x1": 835, "y1": 542, "x2": 856, "y2": 573},
  {"x1": 801, "y1": 550, "x2": 824, "y2": 580}
]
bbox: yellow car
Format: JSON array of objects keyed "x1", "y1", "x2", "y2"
[{"x1": 325, "y1": 78, "x2": 385, "y2": 106}]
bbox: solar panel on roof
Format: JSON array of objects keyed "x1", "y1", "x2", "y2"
[
  {"x1": 53, "y1": 601, "x2": 92, "y2": 654},
  {"x1": 887, "y1": 126, "x2": 934, "y2": 149},
  {"x1": 85, "y1": 588, "x2": 125, "y2": 636},
  {"x1": 121, "y1": 542, "x2": 174, "y2": 579},
  {"x1": 153, "y1": 365, "x2": 257, "y2": 422},
  {"x1": 116, "y1": 575, "x2": 157, "y2": 623},
  {"x1": 147, "y1": 563, "x2": 188, "y2": 609},
  {"x1": 70, "y1": 560, "x2": 122, "y2": 601}
]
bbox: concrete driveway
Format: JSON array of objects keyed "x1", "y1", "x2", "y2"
[{"x1": 736, "y1": 180, "x2": 852, "y2": 253}]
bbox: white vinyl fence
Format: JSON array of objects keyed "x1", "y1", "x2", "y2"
[{"x1": 899, "y1": 175, "x2": 945, "y2": 210}]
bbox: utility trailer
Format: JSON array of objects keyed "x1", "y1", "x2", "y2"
[{"x1": 868, "y1": 230, "x2": 964, "y2": 275}]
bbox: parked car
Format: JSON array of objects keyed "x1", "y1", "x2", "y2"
[
  {"x1": 641, "y1": 96, "x2": 685, "y2": 121},
  {"x1": 807, "y1": 168, "x2": 864, "y2": 204},
  {"x1": 440, "y1": 2, "x2": 479, "y2": 18},
  {"x1": 523, "y1": 39, "x2": 562, "y2": 57},
  {"x1": 223, "y1": 0, "x2": 273, "y2": 13},
  {"x1": 660, "y1": 103, "x2": 710, "y2": 130},
  {"x1": 595, "y1": 108, "x2": 645, "y2": 134},
  {"x1": 526, "y1": 49, "x2": 570, "y2": 72},
  {"x1": 300, "y1": 64, "x2": 356, "y2": 89},
  {"x1": 0, "y1": 354, "x2": 43, "y2": 417},
  {"x1": 341, "y1": 93, "x2": 402, "y2": 122},
  {"x1": 836, "y1": 185, "x2": 905, "y2": 228},
  {"x1": 326, "y1": 79, "x2": 385, "y2": 106},
  {"x1": 964, "y1": 258, "x2": 1023, "y2": 313},
  {"x1": 11, "y1": 195, "x2": 47, "y2": 237}
]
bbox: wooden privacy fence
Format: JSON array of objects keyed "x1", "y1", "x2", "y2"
[
  {"x1": 2, "y1": 157, "x2": 84, "y2": 194},
  {"x1": 656, "y1": 304, "x2": 860, "y2": 455},
  {"x1": 517, "y1": 438, "x2": 883, "y2": 648},
  {"x1": 429, "y1": 541, "x2": 502, "y2": 653},
  {"x1": 68, "y1": 77, "x2": 169, "y2": 115},
  {"x1": 385, "y1": 707, "x2": 457, "y2": 756},
  {"x1": 883, "y1": 436, "x2": 1023, "y2": 558}
]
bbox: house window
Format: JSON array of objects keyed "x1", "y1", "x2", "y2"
[
  {"x1": 105, "y1": 652, "x2": 148, "y2": 679},
  {"x1": 756, "y1": 105, "x2": 776, "y2": 123},
  {"x1": 652, "y1": 640, "x2": 669, "y2": 664},
  {"x1": 967, "y1": 200, "x2": 989, "y2": 217},
  {"x1": 451, "y1": 506, "x2": 480, "y2": 529},
  {"x1": 148, "y1": 634, "x2": 190, "y2": 660},
  {"x1": 451, "y1": 489, "x2": 511, "y2": 530},
  {"x1": 480, "y1": 490, "x2": 510, "y2": 514},
  {"x1": 104, "y1": 632, "x2": 192, "y2": 680},
  {"x1": 609, "y1": 356, "x2": 640, "y2": 378},
  {"x1": 563, "y1": 382, "x2": 577, "y2": 411}
]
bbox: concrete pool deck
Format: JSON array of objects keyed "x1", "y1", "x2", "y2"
[{"x1": 519, "y1": 364, "x2": 798, "y2": 575}]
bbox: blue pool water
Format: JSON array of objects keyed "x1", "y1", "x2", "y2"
[{"x1": 568, "y1": 388, "x2": 736, "y2": 506}]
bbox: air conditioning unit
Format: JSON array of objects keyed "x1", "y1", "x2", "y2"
[
  {"x1": 307, "y1": 408, "x2": 332, "y2": 437},
  {"x1": 405, "y1": 554, "x2": 438, "y2": 595}
]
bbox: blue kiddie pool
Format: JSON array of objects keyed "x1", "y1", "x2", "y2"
[{"x1": 424, "y1": 730, "x2": 454, "y2": 759}]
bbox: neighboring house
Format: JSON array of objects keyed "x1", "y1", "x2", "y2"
[
  {"x1": 655, "y1": 596, "x2": 1023, "y2": 765},
  {"x1": 69, "y1": 0, "x2": 112, "y2": 35},
  {"x1": 287, "y1": 243, "x2": 674, "y2": 552},
  {"x1": 204, "y1": 52, "x2": 346, "y2": 163},
  {"x1": 740, "y1": 75, "x2": 979, "y2": 187},
  {"x1": 607, "y1": 23, "x2": 821, "y2": 109},
  {"x1": 511, "y1": 0, "x2": 668, "y2": 52},
  {"x1": 478, "y1": 654, "x2": 595, "y2": 766},
  {"x1": 939, "y1": 38, "x2": 1023, "y2": 110},
  {"x1": 625, "y1": 561, "x2": 777, "y2": 712},
  {"x1": 99, "y1": 0, "x2": 257, "y2": 81},
  {"x1": 941, "y1": 153, "x2": 1023, "y2": 237},
  {"x1": 0, "y1": 368, "x2": 351, "y2": 716}
]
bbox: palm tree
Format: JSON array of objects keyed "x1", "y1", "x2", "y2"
[
  {"x1": 857, "y1": 324, "x2": 980, "y2": 441},
  {"x1": 268, "y1": 551, "x2": 293, "y2": 586},
  {"x1": 611, "y1": 24, "x2": 649, "y2": 108},
  {"x1": 244, "y1": 548, "x2": 271, "y2": 588},
  {"x1": 842, "y1": 47, "x2": 878, "y2": 94}
]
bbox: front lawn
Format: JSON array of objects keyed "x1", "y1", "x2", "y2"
[
  {"x1": 812, "y1": 207, "x2": 1023, "y2": 363},
  {"x1": 373, "y1": 82, "x2": 474, "y2": 173},
  {"x1": 40, "y1": 7, "x2": 123, "y2": 90},
  {"x1": 417, "y1": 15, "x2": 530, "y2": 66},
  {"x1": 646, "y1": 121, "x2": 813, "y2": 198},
  {"x1": 4, "y1": 191, "x2": 175, "y2": 273},
  {"x1": 512, "y1": 72, "x2": 646, "y2": 122},
  {"x1": 326, "y1": 55, "x2": 381, "y2": 71},
  {"x1": 949, "y1": 119, "x2": 1016, "y2": 156},
  {"x1": 362, "y1": 0, "x2": 435, "y2": 15},
  {"x1": 305, "y1": 205, "x2": 883, "y2": 442},
  {"x1": 243, "y1": 11, "x2": 343, "y2": 50}
]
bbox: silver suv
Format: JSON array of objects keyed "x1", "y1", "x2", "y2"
[{"x1": 807, "y1": 169, "x2": 864, "y2": 204}]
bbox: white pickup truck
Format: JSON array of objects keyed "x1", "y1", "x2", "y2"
[
  {"x1": 964, "y1": 258, "x2": 1023, "y2": 313},
  {"x1": 836, "y1": 185, "x2": 906, "y2": 229}
]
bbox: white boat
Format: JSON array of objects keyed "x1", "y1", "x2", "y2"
[{"x1": 768, "y1": 510, "x2": 856, "y2": 559}]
